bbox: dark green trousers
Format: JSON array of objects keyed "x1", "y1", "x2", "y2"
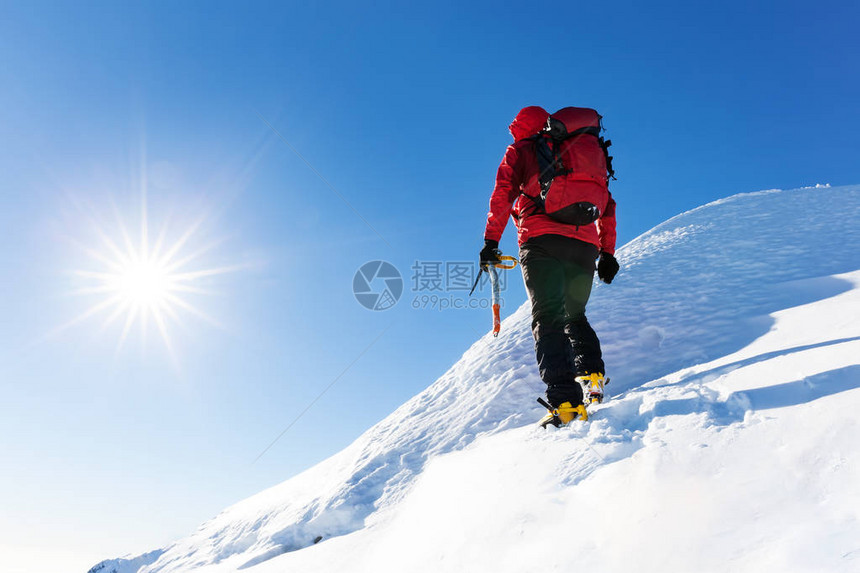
[{"x1": 520, "y1": 234, "x2": 605, "y2": 407}]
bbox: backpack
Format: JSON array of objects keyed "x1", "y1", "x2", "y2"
[{"x1": 522, "y1": 107, "x2": 615, "y2": 226}]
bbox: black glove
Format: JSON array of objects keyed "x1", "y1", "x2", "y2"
[
  {"x1": 597, "y1": 252, "x2": 619, "y2": 284},
  {"x1": 479, "y1": 239, "x2": 501, "y2": 269}
]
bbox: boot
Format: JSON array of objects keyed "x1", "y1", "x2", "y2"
[
  {"x1": 576, "y1": 372, "x2": 606, "y2": 404},
  {"x1": 538, "y1": 401, "x2": 588, "y2": 428}
]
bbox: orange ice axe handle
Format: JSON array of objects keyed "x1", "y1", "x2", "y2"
[{"x1": 489, "y1": 265, "x2": 501, "y2": 337}]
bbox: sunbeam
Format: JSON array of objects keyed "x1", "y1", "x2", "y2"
[{"x1": 57, "y1": 191, "x2": 239, "y2": 356}]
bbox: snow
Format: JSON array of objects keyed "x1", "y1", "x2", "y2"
[
  {"x1": 87, "y1": 550, "x2": 166, "y2": 573},
  {"x1": 92, "y1": 184, "x2": 860, "y2": 573}
]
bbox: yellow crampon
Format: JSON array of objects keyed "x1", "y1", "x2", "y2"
[
  {"x1": 538, "y1": 401, "x2": 588, "y2": 428},
  {"x1": 576, "y1": 372, "x2": 606, "y2": 404}
]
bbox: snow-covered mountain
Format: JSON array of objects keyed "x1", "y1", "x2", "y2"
[{"x1": 92, "y1": 185, "x2": 860, "y2": 573}]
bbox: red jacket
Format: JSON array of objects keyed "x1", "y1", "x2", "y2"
[{"x1": 484, "y1": 107, "x2": 617, "y2": 255}]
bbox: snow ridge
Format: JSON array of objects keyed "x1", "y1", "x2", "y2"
[
  {"x1": 87, "y1": 550, "x2": 166, "y2": 573},
  {"x1": 96, "y1": 185, "x2": 860, "y2": 573}
]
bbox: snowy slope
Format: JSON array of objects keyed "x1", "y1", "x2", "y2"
[{"x1": 91, "y1": 185, "x2": 860, "y2": 573}]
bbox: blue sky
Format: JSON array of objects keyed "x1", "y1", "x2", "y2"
[{"x1": 1, "y1": 0, "x2": 858, "y2": 570}]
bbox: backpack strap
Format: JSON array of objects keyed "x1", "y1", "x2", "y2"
[
  {"x1": 600, "y1": 137, "x2": 616, "y2": 180},
  {"x1": 534, "y1": 135, "x2": 566, "y2": 194}
]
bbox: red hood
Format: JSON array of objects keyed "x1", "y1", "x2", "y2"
[{"x1": 508, "y1": 106, "x2": 549, "y2": 141}]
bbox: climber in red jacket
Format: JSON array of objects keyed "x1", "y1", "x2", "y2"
[{"x1": 480, "y1": 105, "x2": 620, "y2": 425}]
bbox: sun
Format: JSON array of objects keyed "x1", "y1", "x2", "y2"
[
  {"x1": 115, "y1": 259, "x2": 171, "y2": 306},
  {"x1": 58, "y1": 192, "x2": 241, "y2": 355}
]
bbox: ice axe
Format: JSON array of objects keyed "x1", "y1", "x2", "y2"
[{"x1": 469, "y1": 254, "x2": 519, "y2": 337}]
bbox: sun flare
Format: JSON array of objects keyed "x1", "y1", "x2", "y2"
[{"x1": 59, "y1": 193, "x2": 241, "y2": 355}]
